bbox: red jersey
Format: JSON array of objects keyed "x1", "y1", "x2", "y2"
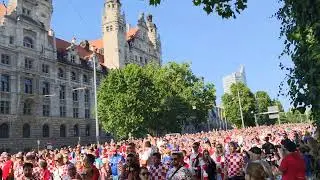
[
  {"x1": 279, "y1": 152, "x2": 306, "y2": 180},
  {"x1": 2, "y1": 160, "x2": 13, "y2": 180}
]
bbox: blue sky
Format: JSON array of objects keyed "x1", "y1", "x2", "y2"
[{"x1": 4, "y1": 0, "x2": 293, "y2": 109}]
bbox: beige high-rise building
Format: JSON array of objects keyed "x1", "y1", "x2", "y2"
[
  {"x1": 0, "y1": 0, "x2": 162, "y2": 152},
  {"x1": 222, "y1": 65, "x2": 247, "y2": 94}
]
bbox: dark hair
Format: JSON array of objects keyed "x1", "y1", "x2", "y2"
[
  {"x1": 172, "y1": 152, "x2": 183, "y2": 159},
  {"x1": 182, "y1": 150, "x2": 187, "y2": 155},
  {"x1": 249, "y1": 147, "x2": 262, "y2": 155},
  {"x1": 128, "y1": 142, "x2": 135, "y2": 147},
  {"x1": 193, "y1": 142, "x2": 200, "y2": 147},
  {"x1": 86, "y1": 154, "x2": 95, "y2": 164},
  {"x1": 246, "y1": 162, "x2": 267, "y2": 179},
  {"x1": 145, "y1": 141, "x2": 151, "y2": 148},
  {"x1": 282, "y1": 140, "x2": 297, "y2": 152},
  {"x1": 152, "y1": 152, "x2": 161, "y2": 159},
  {"x1": 127, "y1": 153, "x2": 135, "y2": 158},
  {"x1": 23, "y1": 162, "x2": 33, "y2": 169}
]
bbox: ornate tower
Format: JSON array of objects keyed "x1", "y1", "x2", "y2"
[
  {"x1": 102, "y1": 0, "x2": 126, "y2": 69},
  {"x1": 8, "y1": 0, "x2": 53, "y2": 31},
  {"x1": 146, "y1": 14, "x2": 161, "y2": 64},
  {"x1": 146, "y1": 14, "x2": 158, "y2": 49},
  {"x1": 35, "y1": 0, "x2": 53, "y2": 31}
]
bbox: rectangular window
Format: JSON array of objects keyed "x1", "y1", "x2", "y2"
[
  {"x1": 84, "y1": 89, "x2": 90, "y2": 103},
  {"x1": 1, "y1": 54, "x2": 10, "y2": 65},
  {"x1": 72, "y1": 89, "x2": 78, "y2": 102},
  {"x1": 73, "y1": 108, "x2": 79, "y2": 118},
  {"x1": 23, "y1": 103, "x2": 31, "y2": 115},
  {"x1": 9, "y1": 36, "x2": 14, "y2": 44},
  {"x1": 0, "y1": 75, "x2": 10, "y2": 92},
  {"x1": 85, "y1": 109, "x2": 90, "y2": 119},
  {"x1": 43, "y1": 105, "x2": 50, "y2": 117},
  {"x1": 60, "y1": 106, "x2": 66, "y2": 117},
  {"x1": 24, "y1": 78, "x2": 32, "y2": 94},
  {"x1": 42, "y1": 82, "x2": 50, "y2": 95},
  {"x1": 42, "y1": 64, "x2": 49, "y2": 74},
  {"x1": 24, "y1": 58, "x2": 33, "y2": 69},
  {"x1": 0, "y1": 101, "x2": 10, "y2": 114},
  {"x1": 59, "y1": 85, "x2": 65, "y2": 100}
]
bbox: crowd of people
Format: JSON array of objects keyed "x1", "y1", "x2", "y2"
[{"x1": 0, "y1": 123, "x2": 318, "y2": 180}]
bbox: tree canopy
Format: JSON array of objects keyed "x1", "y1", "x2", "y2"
[
  {"x1": 149, "y1": 0, "x2": 247, "y2": 18},
  {"x1": 276, "y1": 0, "x2": 320, "y2": 126},
  {"x1": 98, "y1": 62, "x2": 216, "y2": 139},
  {"x1": 222, "y1": 83, "x2": 255, "y2": 128}
]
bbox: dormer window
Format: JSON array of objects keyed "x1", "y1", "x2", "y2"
[
  {"x1": 71, "y1": 55, "x2": 76, "y2": 63},
  {"x1": 23, "y1": 37, "x2": 34, "y2": 49}
]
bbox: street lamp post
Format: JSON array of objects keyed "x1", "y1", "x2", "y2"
[
  {"x1": 37, "y1": 139, "x2": 40, "y2": 152},
  {"x1": 92, "y1": 51, "x2": 99, "y2": 144},
  {"x1": 237, "y1": 89, "x2": 245, "y2": 129}
]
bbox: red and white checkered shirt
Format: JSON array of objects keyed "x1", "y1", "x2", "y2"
[
  {"x1": 212, "y1": 153, "x2": 225, "y2": 179},
  {"x1": 149, "y1": 163, "x2": 168, "y2": 180},
  {"x1": 14, "y1": 163, "x2": 24, "y2": 179},
  {"x1": 225, "y1": 153, "x2": 244, "y2": 178},
  {"x1": 47, "y1": 159, "x2": 55, "y2": 173},
  {"x1": 33, "y1": 166, "x2": 42, "y2": 180}
]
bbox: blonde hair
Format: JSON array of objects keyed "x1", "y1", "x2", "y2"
[{"x1": 245, "y1": 162, "x2": 267, "y2": 180}]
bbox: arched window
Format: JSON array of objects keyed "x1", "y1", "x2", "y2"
[
  {"x1": 58, "y1": 68, "x2": 64, "y2": 78},
  {"x1": 22, "y1": 123, "x2": 30, "y2": 138},
  {"x1": 85, "y1": 125, "x2": 90, "y2": 136},
  {"x1": 60, "y1": 124, "x2": 66, "y2": 137},
  {"x1": 42, "y1": 124, "x2": 49, "y2": 138},
  {"x1": 23, "y1": 37, "x2": 34, "y2": 48},
  {"x1": 73, "y1": 124, "x2": 79, "y2": 137},
  {"x1": 0, "y1": 123, "x2": 9, "y2": 138},
  {"x1": 71, "y1": 71, "x2": 76, "y2": 81}
]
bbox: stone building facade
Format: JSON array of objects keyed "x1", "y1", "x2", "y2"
[{"x1": 0, "y1": 0, "x2": 161, "y2": 152}]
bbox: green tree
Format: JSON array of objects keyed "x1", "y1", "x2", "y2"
[
  {"x1": 149, "y1": 0, "x2": 247, "y2": 18},
  {"x1": 145, "y1": 62, "x2": 216, "y2": 133},
  {"x1": 98, "y1": 62, "x2": 216, "y2": 139},
  {"x1": 276, "y1": 0, "x2": 320, "y2": 127},
  {"x1": 271, "y1": 99, "x2": 284, "y2": 112},
  {"x1": 222, "y1": 83, "x2": 255, "y2": 128},
  {"x1": 97, "y1": 64, "x2": 158, "y2": 139},
  {"x1": 280, "y1": 109, "x2": 309, "y2": 124},
  {"x1": 254, "y1": 91, "x2": 272, "y2": 125},
  {"x1": 255, "y1": 91, "x2": 272, "y2": 113}
]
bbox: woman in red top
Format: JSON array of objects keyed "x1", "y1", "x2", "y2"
[
  {"x1": 279, "y1": 139, "x2": 306, "y2": 180},
  {"x1": 39, "y1": 160, "x2": 51, "y2": 180}
]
